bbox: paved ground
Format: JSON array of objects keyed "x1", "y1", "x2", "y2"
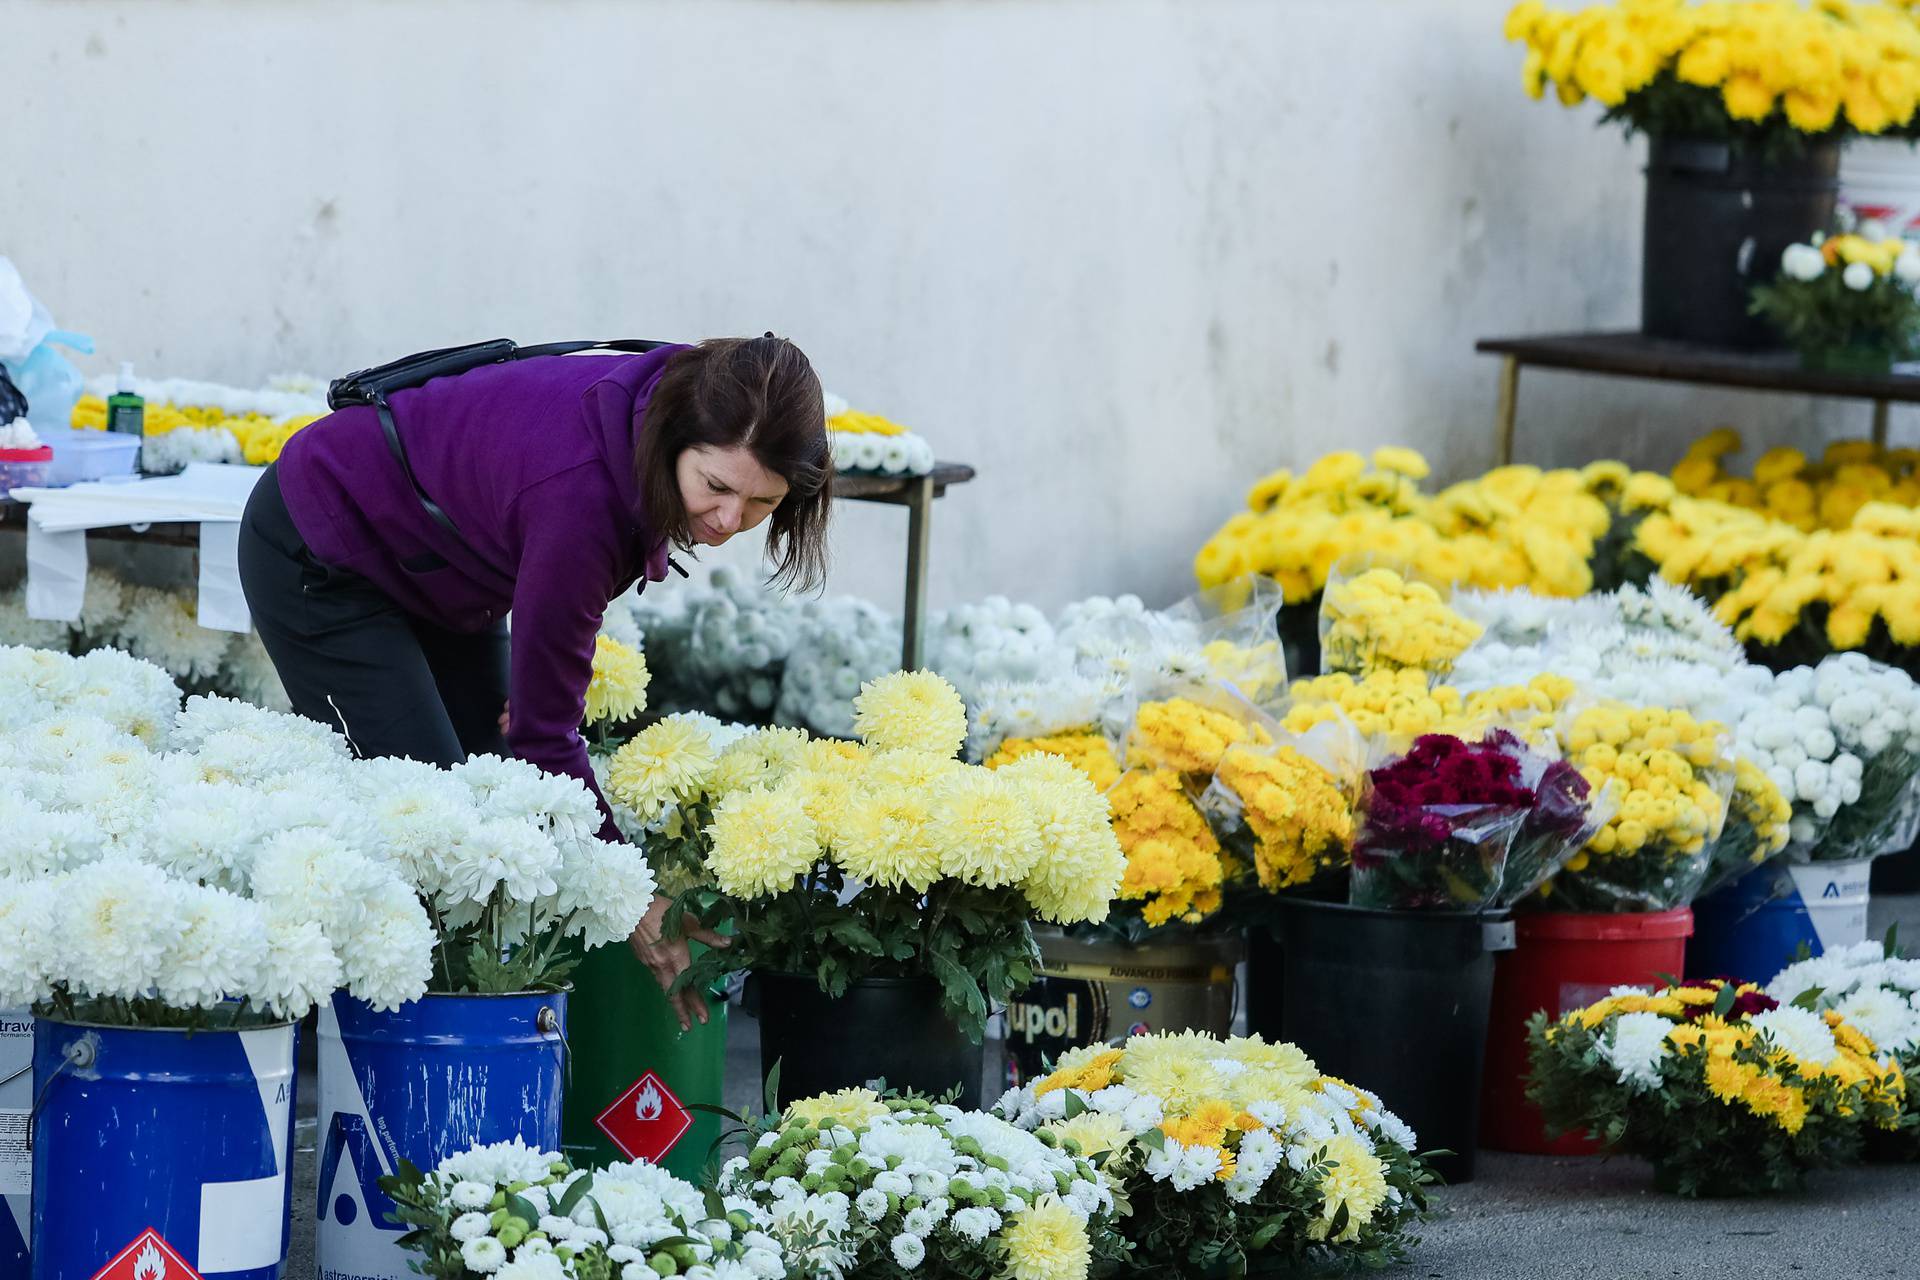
[{"x1": 284, "y1": 893, "x2": 1920, "y2": 1278}]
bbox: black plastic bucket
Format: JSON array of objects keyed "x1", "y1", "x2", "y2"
[
  {"x1": 1642, "y1": 135, "x2": 1840, "y2": 349},
  {"x1": 1267, "y1": 899, "x2": 1512, "y2": 1184},
  {"x1": 746, "y1": 972, "x2": 985, "y2": 1108}
]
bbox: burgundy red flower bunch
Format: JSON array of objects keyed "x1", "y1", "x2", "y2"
[{"x1": 1351, "y1": 735, "x2": 1537, "y2": 909}]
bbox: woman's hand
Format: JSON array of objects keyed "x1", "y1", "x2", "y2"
[
  {"x1": 498, "y1": 700, "x2": 510, "y2": 736},
  {"x1": 628, "y1": 893, "x2": 730, "y2": 1032}
]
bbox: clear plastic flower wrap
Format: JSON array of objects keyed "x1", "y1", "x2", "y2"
[
  {"x1": 1694, "y1": 756, "x2": 1795, "y2": 899},
  {"x1": 1539, "y1": 700, "x2": 1737, "y2": 913},
  {"x1": 1348, "y1": 734, "x2": 1532, "y2": 911},
  {"x1": 1482, "y1": 728, "x2": 1615, "y2": 908},
  {"x1": 1199, "y1": 718, "x2": 1361, "y2": 896},
  {"x1": 1796, "y1": 654, "x2": 1920, "y2": 864},
  {"x1": 1318, "y1": 558, "x2": 1482, "y2": 680}
]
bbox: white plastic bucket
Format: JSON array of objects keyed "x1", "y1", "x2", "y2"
[
  {"x1": 1839, "y1": 138, "x2": 1920, "y2": 239},
  {"x1": 1787, "y1": 857, "x2": 1873, "y2": 955}
]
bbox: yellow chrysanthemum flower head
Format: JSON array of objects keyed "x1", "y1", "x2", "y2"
[
  {"x1": 703, "y1": 782, "x2": 819, "y2": 898},
  {"x1": 853, "y1": 669, "x2": 968, "y2": 758},
  {"x1": 784, "y1": 1086, "x2": 889, "y2": 1130},
  {"x1": 928, "y1": 766, "x2": 1045, "y2": 888},
  {"x1": 606, "y1": 714, "x2": 718, "y2": 821},
  {"x1": 1002, "y1": 1194, "x2": 1093, "y2": 1280},
  {"x1": 584, "y1": 634, "x2": 651, "y2": 727}
]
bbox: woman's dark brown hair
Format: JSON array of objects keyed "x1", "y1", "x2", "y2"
[{"x1": 635, "y1": 335, "x2": 832, "y2": 591}]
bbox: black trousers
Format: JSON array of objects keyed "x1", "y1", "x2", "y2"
[{"x1": 237, "y1": 464, "x2": 508, "y2": 764}]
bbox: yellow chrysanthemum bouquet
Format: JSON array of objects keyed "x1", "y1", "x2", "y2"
[
  {"x1": 1194, "y1": 449, "x2": 1620, "y2": 671},
  {"x1": 996, "y1": 1032, "x2": 1435, "y2": 1273},
  {"x1": 1527, "y1": 979, "x2": 1906, "y2": 1194},
  {"x1": 1543, "y1": 701, "x2": 1736, "y2": 910},
  {"x1": 1669, "y1": 428, "x2": 1920, "y2": 531},
  {"x1": 1318, "y1": 565, "x2": 1484, "y2": 678},
  {"x1": 1506, "y1": 0, "x2": 1920, "y2": 144},
  {"x1": 582, "y1": 634, "x2": 651, "y2": 742},
  {"x1": 607, "y1": 671, "x2": 1126, "y2": 1040}
]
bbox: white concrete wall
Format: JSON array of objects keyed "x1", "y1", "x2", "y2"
[{"x1": 2, "y1": 0, "x2": 1865, "y2": 615}]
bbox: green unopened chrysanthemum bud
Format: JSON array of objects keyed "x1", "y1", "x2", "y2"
[
  {"x1": 1035, "y1": 1130, "x2": 1060, "y2": 1148},
  {"x1": 986, "y1": 1186, "x2": 1007, "y2": 1209},
  {"x1": 847, "y1": 1158, "x2": 873, "y2": 1179},
  {"x1": 648, "y1": 1253, "x2": 679, "y2": 1277},
  {"x1": 984, "y1": 1155, "x2": 1010, "y2": 1172},
  {"x1": 669, "y1": 1244, "x2": 699, "y2": 1268},
  {"x1": 497, "y1": 1224, "x2": 526, "y2": 1250},
  {"x1": 801, "y1": 1171, "x2": 824, "y2": 1193},
  {"x1": 726, "y1": 1210, "x2": 752, "y2": 1233},
  {"x1": 1054, "y1": 1171, "x2": 1073, "y2": 1195},
  {"x1": 490, "y1": 1208, "x2": 512, "y2": 1229},
  {"x1": 831, "y1": 1145, "x2": 857, "y2": 1165},
  {"x1": 948, "y1": 1177, "x2": 976, "y2": 1199}
]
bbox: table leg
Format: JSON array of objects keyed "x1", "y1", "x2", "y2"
[
  {"x1": 901, "y1": 475, "x2": 935, "y2": 671},
  {"x1": 1873, "y1": 399, "x2": 1891, "y2": 449},
  {"x1": 1495, "y1": 356, "x2": 1521, "y2": 467}
]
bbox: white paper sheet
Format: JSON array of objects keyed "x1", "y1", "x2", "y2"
[
  {"x1": 24, "y1": 521, "x2": 86, "y2": 621},
  {"x1": 197, "y1": 520, "x2": 250, "y2": 633}
]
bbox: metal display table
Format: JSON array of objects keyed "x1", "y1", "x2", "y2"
[
  {"x1": 1, "y1": 459, "x2": 976, "y2": 671},
  {"x1": 1475, "y1": 331, "x2": 1920, "y2": 464}
]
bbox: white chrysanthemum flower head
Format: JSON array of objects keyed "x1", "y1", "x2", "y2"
[{"x1": 51, "y1": 858, "x2": 178, "y2": 999}]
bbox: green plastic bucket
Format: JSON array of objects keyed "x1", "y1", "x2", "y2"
[{"x1": 559, "y1": 940, "x2": 728, "y2": 1182}]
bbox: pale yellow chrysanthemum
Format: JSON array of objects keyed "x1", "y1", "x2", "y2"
[
  {"x1": 1118, "y1": 1035, "x2": 1229, "y2": 1115},
  {"x1": 784, "y1": 1086, "x2": 888, "y2": 1130},
  {"x1": 786, "y1": 768, "x2": 858, "y2": 834},
  {"x1": 800, "y1": 738, "x2": 871, "y2": 777},
  {"x1": 1217, "y1": 1035, "x2": 1319, "y2": 1087},
  {"x1": 710, "y1": 726, "x2": 812, "y2": 796},
  {"x1": 703, "y1": 783, "x2": 819, "y2": 898},
  {"x1": 998, "y1": 753, "x2": 1125, "y2": 925},
  {"x1": 869, "y1": 747, "x2": 968, "y2": 792},
  {"x1": 1306, "y1": 1132, "x2": 1389, "y2": 1243},
  {"x1": 828, "y1": 787, "x2": 943, "y2": 892},
  {"x1": 607, "y1": 715, "x2": 717, "y2": 821},
  {"x1": 584, "y1": 635, "x2": 651, "y2": 726},
  {"x1": 1002, "y1": 1194, "x2": 1093, "y2": 1280},
  {"x1": 1043, "y1": 1110, "x2": 1137, "y2": 1159},
  {"x1": 927, "y1": 768, "x2": 1043, "y2": 888},
  {"x1": 852, "y1": 670, "x2": 968, "y2": 758}
]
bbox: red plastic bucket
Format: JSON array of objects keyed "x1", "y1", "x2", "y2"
[{"x1": 1479, "y1": 907, "x2": 1693, "y2": 1155}]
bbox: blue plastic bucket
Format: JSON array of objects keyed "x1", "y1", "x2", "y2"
[
  {"x1": 1, "y1": 1008, "x2": 33, "y2": 1278},
  {"x1": 315, "y1": 991, "x2": 567, "y2": 1280},
  {"x1": 29, "y1": 1017, "x2": 297, "y2": 1280},
  {"x1": 1689, "y1": 858, "x2": 1874, "y2": 982}
]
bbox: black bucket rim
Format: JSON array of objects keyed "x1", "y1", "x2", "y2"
[{"x1": 1274, "y1": 898, "x2": 1511, "y2": 925}]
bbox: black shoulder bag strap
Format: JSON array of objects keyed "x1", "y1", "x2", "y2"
[{"x1": 327, "y1": 338, "x2": 673, "y2": 571}]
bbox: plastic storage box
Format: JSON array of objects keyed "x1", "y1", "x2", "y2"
[
  {"x1": 35, "y1": 426, "x2": 141, "y2": 487},
  {"x1": 0, "y1": 444, "x2": 53, "y2": 499}
]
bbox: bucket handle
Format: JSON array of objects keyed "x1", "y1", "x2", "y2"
[
  {"x1": 538, "y1": 1004, "x2": 571, "y2": 1090},
  {"x1": 25, "y1": 1034, "x2": 98, "y2": 1150}
]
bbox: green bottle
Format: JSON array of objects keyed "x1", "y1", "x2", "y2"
[{"x1": 105, "y1": 362, "x2": 144, "y2": 440}]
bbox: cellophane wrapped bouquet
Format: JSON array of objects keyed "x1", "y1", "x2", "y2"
[
  {"x1": 1537, "y1": 702, "x2": 1734, "y2": 911},
  {"x1": 1526, "y1": 979, "x2": 1907, "y2": 1195},
  {"x1": 382, "y1": 1137, "x2": 788, "y2": 1280},
  {"x1": 1348, "y1": 734, "x2": 1534, "y2": 911},
  {"x1": 995, "y1": 1032, "x2": 1434, "y2": 1275},
  {"x1": 1780, "y1": 653, "x2": 1920, "y2": 863},
  {"x1": 1318, "y1": 565, "x2": 1482, "y2": 679},
  {"x1": 606, "y1": 671, "x2": 1126, "y2": 1040},
  {"x1": 717, "y1": 1086, "x2": 1122, "y2": 1280}
]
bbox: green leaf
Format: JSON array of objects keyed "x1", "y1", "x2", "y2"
[
  {"x1": 1886, "y1": 921, "x2": 1902, "y2": 959},
  {"x1": 1063, "y1": 1090, "x2": 1089, "y2": 1119},
  {"x1": 556, "y1": 1172, "x2": 594, "y2": 1218},
  {"x1": 1652, "y1": 971, "x2": 1680, "y2": 991},
  {"x1": 704, "y1": 1186, "x2": 727, "y2": 1222},
  {"x1": 505, "y1": 1191, "x2": 542, "y2": 1229},
  {"x1": 1713, "y1": 983, "x2": 1738, "y2": 1019},
  {"x1": 1790, "y1": 986, "x2": 1826, "y2": 1011},
  {"x1": 764, "y1": 1060, "x2": 783, "y2": 1117},
  {"x1": 1135, "y1": 1128, "x2": 1167, "y2": 1153}
]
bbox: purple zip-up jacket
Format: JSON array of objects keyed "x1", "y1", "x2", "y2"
[{"x1": 275, "y1": 345, "x2": 689, "y2": 840}]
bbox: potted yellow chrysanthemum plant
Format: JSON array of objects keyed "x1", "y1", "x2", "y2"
[
  {"x1": 606, "y1": 670, "x2": 1126, "y2": 1108},
  {"x1": 1506, "y1": 0, "x2": 1920, "y2": 347}
]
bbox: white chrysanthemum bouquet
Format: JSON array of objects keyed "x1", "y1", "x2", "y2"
[
  {"x1": 1781, "y1": 653, "x2": 1920, "y2": 862},
  {"x1": 383, "y1": 1136, "x2": 789, "y2": 1280},
  {"x1": 0, "y1": 650, "x2": 436, "y2": 1027},
  {"x1": 995, "y1": 1032, "x2": 1432, "y2": 1275},
  {"x1": 715, "y1": 1087, "x2": 1121, "y2": 1280},
  {"x1": 605, "y1": 671, "x2": 1126, "y2": 1040}
]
